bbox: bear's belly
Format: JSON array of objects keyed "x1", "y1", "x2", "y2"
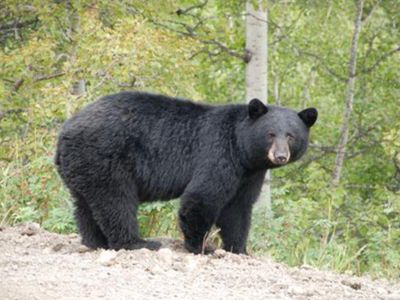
[
  {"x1": 135, "y1": 168, "x2": 191, "y2": 202},
  {"x1": 137, "y1": 182, "x2": 187, "y2": 202}
]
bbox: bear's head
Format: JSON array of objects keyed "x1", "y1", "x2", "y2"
[{"x1": 237, "y1": 98, "x2": 317, "y2": 170}]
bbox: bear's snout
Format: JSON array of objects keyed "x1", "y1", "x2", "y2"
[{"x1": 268, "y1": 141, "x2": 290, "y2": 166}]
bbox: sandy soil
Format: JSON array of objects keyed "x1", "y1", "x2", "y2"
[{"x1": 0, "y1": 223, "x2": 399, "y2": 300}]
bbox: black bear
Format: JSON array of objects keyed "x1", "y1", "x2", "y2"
[{"x1": 55, "y1": 91, "x2": 317, "y2": 254}]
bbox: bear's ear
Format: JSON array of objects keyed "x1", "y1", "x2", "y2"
[
  {"x1": 248, "y1": 98, "x2": 268, "y2": 119},
  {"x1": 298, "y1": 108, "x2": 318, "y2": 128}
]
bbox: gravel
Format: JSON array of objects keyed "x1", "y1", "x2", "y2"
[{"x1": 0, "y1": 223, "x2": 399, "y2": 300}]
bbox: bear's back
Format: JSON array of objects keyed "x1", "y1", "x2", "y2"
[
  {"x1": 56, "y1": 92, "x2": 221, "y2": 201},
  {"x1": 100, "y1": 91, "x2": 211, "y2": 119}
]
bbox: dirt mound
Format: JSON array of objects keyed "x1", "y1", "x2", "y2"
[{"x1": 0, "y1": 223, "x2": 399, "y2": 300}]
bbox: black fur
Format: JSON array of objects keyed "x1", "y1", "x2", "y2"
[{"x1": 55, "y1": 91, "x2": 317, "y2": 254}]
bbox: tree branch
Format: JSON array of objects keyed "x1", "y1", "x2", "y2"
[
  {"x1": 200, "y1": 39, "x2": 249, "y2": 61},
  {"x1": 6, "y1": 72, "x2": 65, "y2": 93},
  {"x1": 148, "y1": 18, "x2": 248, "y2": 62},
  {"x1": 176, "y1": 0, "x2": 209, "y2": 16},
  {"x1": 361, "y1": 0, "x2": 382, "y2": 24},
  {"x1": 33, "y1": 71, "x2": 65, "y2": 82},
  {"x1": 359, "y1": 45, "x2": 400, "y2": 75},
  {"x1": 12, "y1": 79, "x2": 24, "y2": 92},
  {"x1": 294, "y1": 48, "x2": 348, "y2": 82}
]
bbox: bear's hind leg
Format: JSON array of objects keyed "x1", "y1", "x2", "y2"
[
  {"x1": 88, "y1": 181, "x2": 161, "y2": 251},
  {"x1": 74, "y1": 195, "x2": 108, "y2": 249}
]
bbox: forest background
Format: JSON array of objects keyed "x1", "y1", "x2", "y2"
[{"x1": 0, "y1": 0, "x2": 399, "y2": 278}]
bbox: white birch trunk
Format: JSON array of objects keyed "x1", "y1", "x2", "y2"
[
  {"x1": 246, "y1": 2, "x2": 267, "y2": 102},
  {"x1": 245, "y1": 1, "x2": 272, "y2": 218}
]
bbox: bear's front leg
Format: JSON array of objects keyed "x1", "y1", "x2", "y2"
[
  {"x1": 179, "y1": 192, "x2": 220, "y2": 254},
  {"x1": 216, "y1": 200, "x2": 253, "y2": 254},
  {"x1": 217, "y1": 170, "x2": 266, "y2": 254},
  {"x1": 179, "y1": 159, "x2": 241, "y2": 254}
]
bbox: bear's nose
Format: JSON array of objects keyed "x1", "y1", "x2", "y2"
[{"x1": 275, "y1": 155, "x2": 288, "y2": 164}]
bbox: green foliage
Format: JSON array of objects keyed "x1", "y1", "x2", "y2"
[
  {"x1": 138, "y1": 200, "x2": 180, "y2": 238},
  {"x1": 1, "y1": 0, "x2": 399, "y2": 279},
  {"x1": 0, "y1": 149, "x2": 75, "y2": 233},
  {"x1": 249, "y1": 168, "x2": 400, "y2": 278}
]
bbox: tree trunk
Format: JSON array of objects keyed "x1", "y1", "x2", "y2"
[
  {"x1": 245, "y1": 1, "x2": 272, "y2": 218},
  {"x1": 332, "y1": 0, "x2": 364, "y2": 186},
  {"x1": 66, "y1": 0, "x2": 84, "y2": 118},
  {"x1": 246, "y1": 1, "x2": 267, "y2": 102}
]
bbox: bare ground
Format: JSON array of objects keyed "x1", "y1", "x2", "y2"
[{"x1": 0, "y1": 223, "x2": 399, "y2": 300}]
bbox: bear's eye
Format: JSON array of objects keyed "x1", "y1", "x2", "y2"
[
  {"x1": 286, "y1": 133, "x2": 295, "y2": 141},
  {"x1": 267, "y1": 132, "x2": 276, "y2": 138}
]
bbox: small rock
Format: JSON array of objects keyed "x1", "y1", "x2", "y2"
[
  {"x1": 20, "y1": 222, "x2": 40, "y2": 236},
  {"x1": 289, "y1": 286, "x2": 306, "y2": 295},
  {"x1": 376, "y1": 286, "x2": 389, "y2": 295},
  {"x1": 270, "y1": 283, "x2": 289, "y2": 293},
  {"x1": 52, "y1": 243, "x2": 64, "y2": 252},
  {"x1": 135, "y1": 248, "x2": 152, "y2": 256},
  {"x1": 228, "y1": 254, "x2": 243, "y2": 264},
  {"x1": 43, "y1": 247, "x2": 52, "y2": 254},
  {"x1": 97, "y1": 250, "x2": 118, "y2": 266},
  {"x1": 78, "y1": 245, "x2": 91, "y2": 253},
  {"x1": 158, "y1": 248, "x2": 173, "y2": 266},
  {"x1": 387, "y1": 294, "x2": 400, "y2": 300},
  {"x1": 213, "y1": 249, "x2": 227, "y2": 258},
  {"x1": 341, "y1": 279, "x2": 362, "y2": 290},
  {"x1": 182, "y1": 255, "x2": 199, "y2": 273},
  {"x1": 148, "y1": 264, "x2": 164, "y2": 275},
  {"x1": 300, "y1": 264, "x2": 315, "y2": 270}
]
